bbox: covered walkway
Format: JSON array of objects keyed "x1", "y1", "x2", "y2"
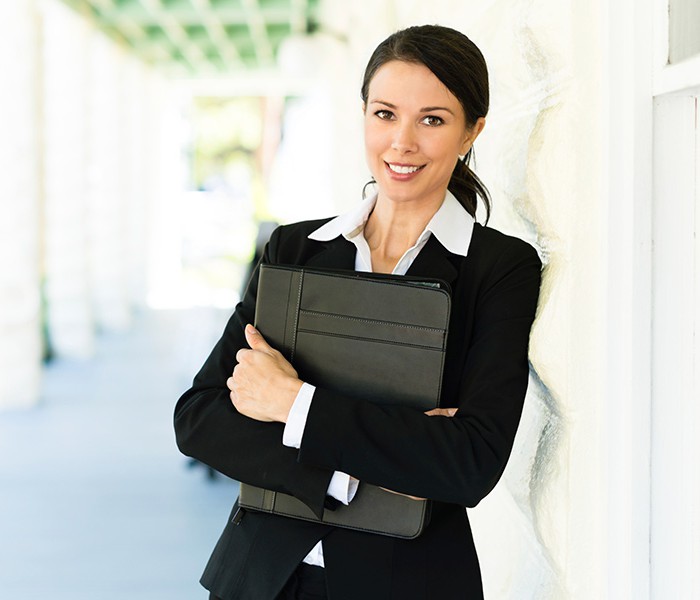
[
  {"x1": 0, "y1": 308, "x2": 237, "y2": 599},
  {"x1": 2, "y1": 1, "x2": 700, "y2": 598}
]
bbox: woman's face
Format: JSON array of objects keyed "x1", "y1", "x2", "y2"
[{"x1": 363, "y1": 60, "x2": 484, "y2": 208}]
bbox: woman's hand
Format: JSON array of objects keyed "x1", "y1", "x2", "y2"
[
  {"x1": 380, "y1": 487, "x2": 426, "y2": 501},
  {"x1": 380, "y1": 406, "x2": 459, "y2": 500},
  {"x1": 424, "y1": 407, "x2": 458, "y2": 417},
  {"x1": 227, "y1": 324, "x2": 303, "y2": 423}
]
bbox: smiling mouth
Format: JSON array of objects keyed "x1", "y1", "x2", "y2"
[{"x1": 386, "y1": 162, "x2": 425, "y2": 175}]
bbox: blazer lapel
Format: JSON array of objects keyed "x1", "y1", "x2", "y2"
[
  {"x1": 304, "y1": 236, "x2": 357, "y2": 270},
  {"x1": 405, "y1": 235, "x2": 460, "y2": 291}
]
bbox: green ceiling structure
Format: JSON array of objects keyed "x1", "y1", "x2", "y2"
[{"x1": 60, "y1": 0, "x2": 323, "y2": 75}]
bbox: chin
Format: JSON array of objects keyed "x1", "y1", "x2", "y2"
[{"x1": 377, "y1": 181, "x2": 433, "y2": 204}]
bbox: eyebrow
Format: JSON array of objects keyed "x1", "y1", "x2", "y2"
[{"x1": 370, "y1": 99, "x2": 455, "y2": 115}]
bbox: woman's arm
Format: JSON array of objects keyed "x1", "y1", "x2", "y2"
[
  {"x1": 295, "y1": 238, "x2": 542, "y2": 507},
  {"x1": 173, "y1": 227, "x2": 333, "y2": 518}
]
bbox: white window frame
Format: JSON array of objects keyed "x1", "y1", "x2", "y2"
[
  {"x1": 650, "y1": 3, "x2": 700, "y2": 600},
  {"x1": 653, "y1": 0, "x2": 700, "y2": 96}
]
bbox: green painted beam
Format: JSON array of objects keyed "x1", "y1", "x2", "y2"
[
  {"x1": 60, "y1": 0, "x2": 323, "y2": 74},
  {"x1": 97, "y1": 5, "x2": 301, "y2": 26}
]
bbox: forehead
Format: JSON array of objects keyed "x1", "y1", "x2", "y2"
[{"x1": 367, "y1": 60, "x2": 459, "y2": 108}]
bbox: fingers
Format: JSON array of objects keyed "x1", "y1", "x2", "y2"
[
  {"x1": 235, "y1": 326, "x2": 269, "y2": 361},
  {"x1": 235, "y1": 347, "x2": 250, "y2": 363},
  {"x1": 244, "y1": 324, "x2": 274, "y2": 354},
  {"x1": 424, "y1": 407, "x2": 458, "y2": 417},
  {"x1": 380, "y1": 487, "x2": 425, "y2": 501},
  {"x1": 237, "y1": 325, "x2": 298, "y2": 380}
]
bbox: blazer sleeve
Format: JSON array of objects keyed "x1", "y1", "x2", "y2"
[
  {"x1": 296, "y1": 237, "x2": 542, "y2": 508},
  {"x1": 173, "y1": 225, "x2": 333, "y2": 518}
]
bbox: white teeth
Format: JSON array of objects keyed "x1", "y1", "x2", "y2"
[{"x1": 388, "y1": 163, "x2": 421, "y2": 174}]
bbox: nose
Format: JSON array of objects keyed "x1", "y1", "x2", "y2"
[{"x1": 391, "y1": 122, "x2": 418, "y2": 153}]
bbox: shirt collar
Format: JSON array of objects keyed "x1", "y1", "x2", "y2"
[{"x1": 308, "y1": 190, "x2": 474, "y2": 257}]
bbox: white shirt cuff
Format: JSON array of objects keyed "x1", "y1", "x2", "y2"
[
  {"x1": 282, "y1": 382, "x2": 360, "y2": 505},
  {"x1": 327, "y1": 472, "x2": 360, "y2": 505},
  {"x1": 282, "y1": 382, "x2": 315, "y2": 449}
]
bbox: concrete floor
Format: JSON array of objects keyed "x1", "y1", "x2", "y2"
[{"x1": 0, "y1": 308, "x2": 239, "y2": 599}]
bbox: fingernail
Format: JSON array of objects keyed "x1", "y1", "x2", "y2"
[{"x1": 246, "y1": 324, "x2": 257, "y2": 334}]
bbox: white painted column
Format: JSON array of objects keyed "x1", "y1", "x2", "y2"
[
  {"x1": 0, "y1": 0, "x2": 43, "y2": 409},
  {"x1": 85, "y1": 33, "x2": 131, "y2": 332},
  {"x1": 122, "y1": 58, "x2": 153, "y2": 308},
  {"x1": 41, "y1": 0, "x2": 94, "y2": 358}
]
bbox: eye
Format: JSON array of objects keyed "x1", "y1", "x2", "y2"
[
  {"x1": 421, "y1": 115, "x2": 444, "y2": 127},
  {"x1": 374, "y1": 109, "x2": 395, "y2": 121}
]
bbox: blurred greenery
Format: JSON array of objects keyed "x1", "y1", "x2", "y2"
[
  {"x1": 190, "y1": 96, "x2": 261, "y2": 189},
  {"x1": 184, "y1": 95, "x2": 273, "y2": 304}
]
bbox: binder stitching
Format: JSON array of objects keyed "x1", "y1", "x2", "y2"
[
  {"x1": 436, "y1": 297, "x2": 451, "y2": 400},
  {"x1": 296, "y1": 329, "x2": 444, "y2": 351},
  {"x1": 300, "y1": 309, "x2": 444, "y2": 333},
  {"x1": 282, "y1": 273, "x2": 294, "y2": 354},
  {"x1": 290, "y1": 270, "x2": 303, "y2": 362}
]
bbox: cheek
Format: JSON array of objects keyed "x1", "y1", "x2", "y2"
[
  {"x1": 429, "y1": 138, "x2": 462, "y2": 176},
  {"x1": 363, "y1": 122, "x2": 384, "y2": 161},
  {"x1": 437, "y1": 133, "x2": 469, "y2": 164}
]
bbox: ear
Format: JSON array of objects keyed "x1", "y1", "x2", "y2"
[
  {"x1": 362, "y1": 102, "x2": 367, "y2": 115},
  {"x1": 460, "y1": 117, "x2": 486, "y2": 155}
]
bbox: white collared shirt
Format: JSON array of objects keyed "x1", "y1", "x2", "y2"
[{"x1": 281, "y1": 190, "x2": 474, "y2": 567}]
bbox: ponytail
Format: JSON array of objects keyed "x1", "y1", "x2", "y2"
[{"x1": 448, "y1": 148, "x2": 491, "y2": 223}]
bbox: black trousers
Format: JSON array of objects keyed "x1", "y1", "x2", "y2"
[{"x1": 209, "y1": 563, "x2": 327, "y2": 600}]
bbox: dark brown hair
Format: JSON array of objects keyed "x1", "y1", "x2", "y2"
[{"x1": 361, "y1": 25, "x2": 491, "y2": 221}]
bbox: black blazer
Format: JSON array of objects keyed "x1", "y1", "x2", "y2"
[{"x1": 174, "y1": 217, "x2": 542, "y2": 600}]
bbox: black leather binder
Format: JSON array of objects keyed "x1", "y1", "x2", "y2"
[{"x1": 238, "y1": 263, "x2": 451, "y2": 539}]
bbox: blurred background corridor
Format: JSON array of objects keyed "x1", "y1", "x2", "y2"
[
  {"x1": 0, "y1": 307, "x2": 237, "y2": 598},
  {"x1": 1, "y1": 0, "x2": 699, "y2": 598}
]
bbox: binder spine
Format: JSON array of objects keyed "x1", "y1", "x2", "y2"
[{"x1": 255, "y1": 266, "x2": 300, "y2": 362}]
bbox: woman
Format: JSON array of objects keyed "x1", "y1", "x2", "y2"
[{"x1": 175, "y1": 25, "x2": 542, "y2": 600}]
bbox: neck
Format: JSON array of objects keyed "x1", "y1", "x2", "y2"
[{"x1": 363, "y1": 192, "x2": 444, "y2": 271}]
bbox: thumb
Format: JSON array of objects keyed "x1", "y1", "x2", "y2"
[{"x1": 245, "y1": 324, "x2": 273, "y2": 353}]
